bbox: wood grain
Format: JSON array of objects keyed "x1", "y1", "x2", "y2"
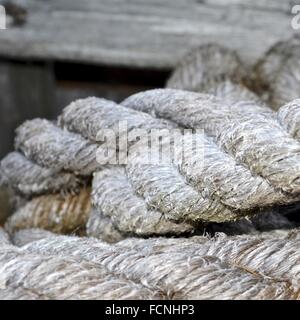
[{"x1": 0, "y1": 0, "x2": 296, "y2": 68}]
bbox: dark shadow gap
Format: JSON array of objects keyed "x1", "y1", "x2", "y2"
[{"x1": 54, "y1": 61, "x2": 171, "y2": 87}]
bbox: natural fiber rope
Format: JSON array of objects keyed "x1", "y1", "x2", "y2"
[
  {"x1": 253, "y1": 37, "x2": 300, "y2": 110},
  {"x1": 92, "y1": 167, "x2": 194, "y2": 235},
  {"x1": 4, "y1": 230, "x2": 299, "y2": 300},
  {"x1": 4, "y1": 68, "x2": 300, "y2": 237},
  {"x1": 167, "y1": 43, "x2": 263, "y2": 106},
  {"x1": 0, "y1": 246, "x2": 160, "y2": 300},
  {"x1": 122, "y1": 89, "x2": 300, "y2": 195},
  {"x1": 86, "y1": 209, "x2": 125, "y2": 243},
  {"x1": 5, "y1": 188, "x2": 91, "y2": 235},
  {"x1": 60, "y1": 94, "x2": 287, "y2": 215},
  {"x1": 60, "y1": 93, "x2": 300, "y2": 215},
  {"x1": 15, "y1": 119, "x2": 100, "y2": 175},
  {"x1": 59, "y1": 97, "x2": 235, "y2": 220},
  {"x1": 0, "y1": 152, "x2": 81, "y2": 196},
  {"x1": 166, "y1": 42, "x2": 300, "y2": 151},
  {"x1": 1, "y1": 40, "x2": 300, "y2": 300},
  {"x1": 6, "y1": 59, "x2": 300, "y2": 229},
  {"x1": 58, "y1": 96, "x2": 176, "y2": 142},
  {"x1": 12, "y1": 228, "x2": 56, "y2": 247}
]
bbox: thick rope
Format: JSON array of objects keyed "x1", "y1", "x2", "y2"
[
  {"x1": 58, "y1": 95, "x2": 284, "y2": 213},
  {"x1": 92, "y1": 167, "x2": 194, "y2": 235},
  {"x1": 59, "y1": 97, "x2": 235, "y2": 220},
  {"x1": 0, "y1": 152, "x2": 81, "y2": 196},
  {"x1": 12, "y1": 228, "x2": 56, "y2": 247},
  {"x1": 167, "y1": 43, "x2": 262, "y2": 105},
  {"x1": 5, "y1": 85, "x2": 300, "y2": 236},
  {"x1": 7, "y1": 231, "x2": 299, "y2": 300},
  {"x1": 122, "y1": 89, "x2": 300, "y2": 195},
  {"x1": 5, "y1": 188, "x2": 91, "y2": 235},
  {"x1": 166, "y1": 43, "x2": 300, "y2": 147},
  {"x1": 59, "y1": 98, "x2": 239, "y2": 222},
  {"x1": 1, "y1": 41, "x2": 300, "y2": 300},
  {"x1": 15, "y1": 119, "x2": 100, "y2": 175},
  {"x1": 253, "y1": 37, "x2": 300, "y2": 109},
  {"x1": 58, "y1": 96, "x2": 175, "y2": 141},
  {"x1": 0, "y1": 246, "x2": 160, "y2": 300}
]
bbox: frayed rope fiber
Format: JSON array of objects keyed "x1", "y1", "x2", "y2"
[
  {"x1": 0, "y1": 230, "x2": 299, "y2": 300},
  {"x1": 2, "y1": 40, "x2": 300, "y2": 299}
]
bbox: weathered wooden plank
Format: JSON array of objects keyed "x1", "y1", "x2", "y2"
[
  {"x1": 0, "y1": 61, "x2": 55, "y2": 158},
  {"x1": 0, "y1": 0, "x2": 297, "y2": 68}
]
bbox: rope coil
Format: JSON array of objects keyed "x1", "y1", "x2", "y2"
[{"x1": 1, "y1": 39, "x2": 300, "y2": 299}]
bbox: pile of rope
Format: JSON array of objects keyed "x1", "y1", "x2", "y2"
[
  {"x1": 1, "y1": 228, "x2": 300, "y2": 299},
  {"x1": 1, "y1": 37, "x2": 300, "y2": 299}
]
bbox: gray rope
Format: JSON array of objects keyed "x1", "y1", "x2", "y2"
[
  {"x1": 58, "y1": 96, "x2": 176, "y2": 142},
  {"x1": 0, "y1": 246, "x2": 160, "y2": 300},
  {"x1": 11, "y1": 232, "x2": 299, "y2": 300},
  {"x1": 12, "y1": 228, "x2": 56, "y2": 247},
  {"x1": 15, "y1": 119, "x2": 100, "y2": 175},
  {"x1": 167, "y1": 43, "x2": 263, "y2": 106},
  {"x1": 0, "y1": 152, "x2": 81, "y2": 196},
  {"x1": 86, "y1": 209, "x2": 126, "y2": 243},
  {"x1": 122, "y1": 89, "x2": 300, "y2": 195},
  {"x1": 92, "y1": 167, "x2": 194, "y2": 235},
  {"x1": 58, "y1": 95, "x2": 295, "y2": 215},
  {"x1": 253, "y1": 37, "x2": 300, "y2": 109}
]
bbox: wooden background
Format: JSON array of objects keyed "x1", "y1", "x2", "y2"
[{"x1": 0, "y1": 0, "x2": 298, "y2": 159}]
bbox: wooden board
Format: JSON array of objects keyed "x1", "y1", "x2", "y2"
[
  {"x1": 0, "y1": 0, "x2": 297, "y2": 69},
  {"x1": 0, "y1": 61, "x2": 55, "y2": 157}
]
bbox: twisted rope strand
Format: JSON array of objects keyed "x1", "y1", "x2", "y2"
[
  {"x1": 15, "y1": 233, "x2": 299, "y2": 299},
  {"x1": 86, "y1": 209, "x2": 126, "y2": 243},
  {"x1": 0, "y1": 246, "x2": 160, "y2": 300},
  {"x1": 253, "y1": 37, "x2": 300, "y2": 109},
  {"x1": 0, "y1": 152, "x2": 81, "y2": 196},
  {"x1": 167, "y1": 44, "x2": 263, "y2": 106},
  {"x1": 122, "y1": 89, "x2": 300, "y2": 195},
  {"x1": 59, "y1": 96, "x2": 236, "y2": 221},
  {"x1": 5, "y1": 188, "x2": 91, "y2": 235},
  {"x1": 15, "y1": 119, "x2": 100, "y2": 175},
  {"x1": 59, "y1": 94, "x2": 294, "y2": 213},
  {"x1": 92, "y1": 167, "x2": 194, "y2": 234},
  {"x1": 59, "y1": 97, "x2": 176, "y2": 142},
  {"x1": 57, "y1": 95, "x2": 242, "y2": 223}
]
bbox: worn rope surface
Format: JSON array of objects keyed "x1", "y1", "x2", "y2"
[
  {"x1": 4, "y1": 73, "x2": 300, "y2": 235},
  {"x1": 0, "y1": 152, "x2": 81, "y2": 196},
  {"x1": 59, "y1": 97, "x2": 235, "y2": 221},
  {"x1": 253, "y1": 37, "x2": 300, "y2": 110},
  {"x1": 5, "y1": 188, "x2": 91, "y2": 235},
  {"x1": 0, "y1": 245, "x2": 160, "y2": 300},
  {"x1": 167, "y1": 43, "x2": 262, "y2": 106},
  {"x1": 4, "y1": 92, "x2": 300, "y2": 238},
  {"x1": 1, "y1": 230, "x2": 298, "y2": 300},
  {"x1": 92, "y1": 167, "x2": 194, "y2": 235},
  {"x1": 15, "y1": 119, "x2": 101, "y2": 175},
  {"x1": 122, "y1": 89, "x2": 300, "y2": 195},
  {"x1": 1, "y1": 40, "x2": 300, "y2": 300}
]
